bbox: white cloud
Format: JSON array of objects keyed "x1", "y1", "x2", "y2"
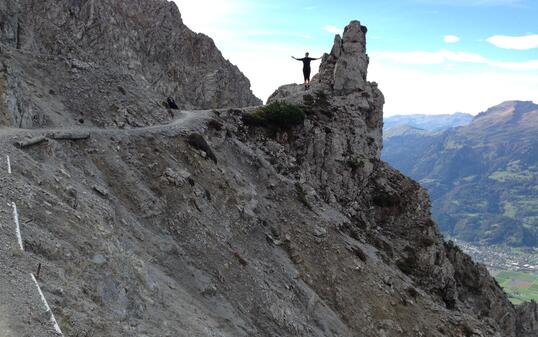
[
  {"x1": 174, "y1": 0, "x2": 244, "y2": 37},
  {"x1": 241, "y1": 29, "x2": 312, "y2": 39},
  {"x1": 373, "y1": 50, "x2": 486, "y2": 65},
  {"x1": 369, "y1": 60, "x2": 538, "y2": 116},
  {"x1": 488, "y1": 59, "x2": 538, "y2": 70},
  {"x1": 372, "y1": 50, "x2": 538, "y2": 70},
  {"x1": 486, "y1": 34, "x2": 538, "y2": 50},
  {"x1": 416, "y1": 0, "x2": 525, "y2": 6},
  {"x1": 323, "y1": 25, "x2": 343, "y2": 35},
  {"x1": 444, "y1": 35, "x2": 460, "y2": 43}
]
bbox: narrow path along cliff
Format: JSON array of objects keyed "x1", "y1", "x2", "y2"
[{"x1": 0, "y1": 110, "x2": 211, "y2": 138}]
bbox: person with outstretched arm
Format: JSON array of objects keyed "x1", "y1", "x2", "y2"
[{"x1": 292, "y1": 52, "x2": 321, "y2": 90}]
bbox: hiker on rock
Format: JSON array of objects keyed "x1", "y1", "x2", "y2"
[{"x1": 292, "y1": 53, "x2": 321, "y2": 90}]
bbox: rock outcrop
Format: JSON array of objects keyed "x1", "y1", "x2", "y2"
[
  {"x1": 265, "y1": 20, "x2": 538, "y2": 337},
  {"x1": 321, "y1": 21, "x2": 369, "y2": 94},
  {"x1": 268, "y1": 20, "x2": 383, "y2": 161},
  {"x1": 517, "y1": 301, "x2": 538, "y2": 335},
  {"x1": 0, "y1": 0, "x2": 19, "y2": 48},
  {"x1": 1, "y1": 5, "x2": 537, "y2": 337},
  {"x1": 0, "y1": 0, "x2": 260, "y2": 128}
]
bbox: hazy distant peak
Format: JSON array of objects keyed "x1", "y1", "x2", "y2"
[
  {"x1": 384, "y1": 124, "x2": 433, "y2": 138},
  {"x1": 473, "y1": 100, "x2": 538, "y2": 126},
  {"x1": 384, "y1": 112, "x2": 473, "y2": 131}
]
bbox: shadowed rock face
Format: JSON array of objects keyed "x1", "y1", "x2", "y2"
[
  {"x1": 0, "y1": 0, "x2": 19, "y2": 48},
  {"x1": 517, "y1": 301, "x2": 538, "y2": 335},
  {"x1": 1, "y1": 4, "x2": 538, "y2": 337},
  {"x1": 0, "y1": 0, "x2": 260, "y2": 128}
]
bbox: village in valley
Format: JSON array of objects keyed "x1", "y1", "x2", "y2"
[{"x1": 454, "y1": 239, "x2": 538, "y2": 274}]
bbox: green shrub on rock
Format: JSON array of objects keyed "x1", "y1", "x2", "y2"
[{"x1": 243, "y1": 101, "x2": 305, "y2": 128}]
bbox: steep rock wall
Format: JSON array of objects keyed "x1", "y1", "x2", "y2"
[{"x1": 0, "y1": 0, "x2": 261, "y2": 128}]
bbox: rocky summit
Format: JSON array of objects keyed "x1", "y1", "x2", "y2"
[
  {"x1": 0, "y1": 2, "x2": 537, "y2": 337},
  {"x1": 269, "y1": 21, "x2": 384, "y2": 160}
]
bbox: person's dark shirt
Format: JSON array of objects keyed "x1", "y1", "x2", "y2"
[
  {"x1": 167, "y1": 97, "x2": 179, "y2": 110},
  {"x1": 299, "y1": 57, "x2": 316, "y2": 70}
]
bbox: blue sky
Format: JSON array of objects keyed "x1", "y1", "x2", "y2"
[{"x1": 175, "y1": 0, "x2": 538, "y2": 115}]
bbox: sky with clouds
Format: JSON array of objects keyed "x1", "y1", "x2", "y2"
[{"x1": 174, "y1": 0, "x2": 538, "y2": 116}]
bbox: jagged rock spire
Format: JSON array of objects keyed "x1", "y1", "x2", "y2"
[
  {"x1": 268, "y1": 20, "x2": 384, "y2": 160},
  {"x1": 317, "y1": 20, "x2": 369, "y2": 93}
]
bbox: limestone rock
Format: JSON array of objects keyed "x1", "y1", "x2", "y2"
[
  {"x1": 268, "y1": 20, "x2": 384, "y2": 159},
  {"x1": 517, "y1": 301, "x2": 538, "y2": 335},
  {"x1": 0, "y1": 0, "x2": 19, "y2": 48},
  {"x1": 0, "y1": 0, "x2": 261, "y2": 128}
]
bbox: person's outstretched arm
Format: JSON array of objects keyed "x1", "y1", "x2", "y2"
[{"x1": 292, "y1": 56, "x2": 299, "y2": 60}]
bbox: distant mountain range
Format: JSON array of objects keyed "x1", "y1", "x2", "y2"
[
  {"x1": 383, "y1": 101, "x2": 538, "y2": 247},
  {"x1": 384, "y1": 112, "x2": 474, "y2": 131}
]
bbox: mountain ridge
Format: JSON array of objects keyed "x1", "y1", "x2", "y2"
[
  {"x1": 383, "y1": 100, "x2": 538, "y2": 248},
  {"x1": 384, "y1": 112, "x2": 473, "y2": 131}
]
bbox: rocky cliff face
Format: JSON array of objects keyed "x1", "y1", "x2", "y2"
[
  {"x1": 0, "y1": 0, "x2": 260, "y2": 128},
  {"x1": 266, "y1": 21, "x2": 538, "y2": 337},
  {"x1": 0, "y1": 5, "x2": 537, "y2": 337}
]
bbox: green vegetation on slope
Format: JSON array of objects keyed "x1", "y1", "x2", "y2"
[
  {"x1": 494, "y1": 271, "x2": 538, "y2": 305},
  {"x1": 243, "y1": 101, "x2": 305, "y2": 128},
  {"x1": 382, "y1": 101, "x2": 538, "y2": 247}
]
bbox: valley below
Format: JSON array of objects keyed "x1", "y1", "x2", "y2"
[
  {"x1": 455, "y1": 239, "x2": 538, "y2": 304},
  {"x1": 384, "y1": 110, "x2": 538, "y2": 305},
  {"x1": 454, "y1": 239, "x2": 538, "y2": 304},
  {"x1": 453, "y1": 239, "x2": 538, "y2": 275}
]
